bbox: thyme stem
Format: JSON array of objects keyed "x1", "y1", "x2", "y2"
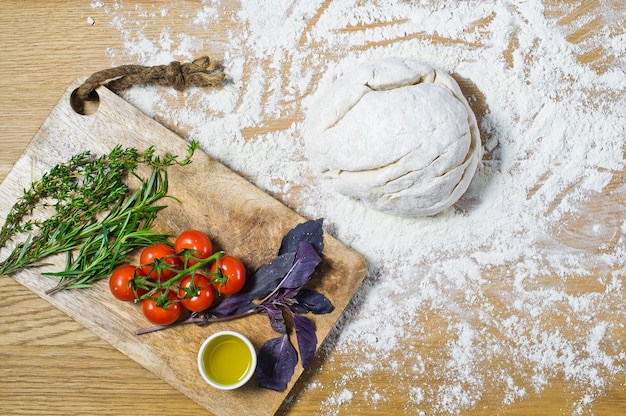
[{"x1": 0, "y1": 142, "x2": 199, "y2": 293}]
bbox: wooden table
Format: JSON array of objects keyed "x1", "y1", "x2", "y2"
[{"x1": 1, "y1": 1, "x2": 624, "y2": 415}]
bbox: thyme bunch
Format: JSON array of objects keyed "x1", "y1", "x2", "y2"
[{"x1": 0, "y1": 141, "x2": 198, "y2": 294}]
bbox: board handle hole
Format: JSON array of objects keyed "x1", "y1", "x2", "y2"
[{"x1": 70, "y1": 88, "x2": 100, "y2": 115}]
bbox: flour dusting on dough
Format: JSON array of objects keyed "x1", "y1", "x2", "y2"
[{"x1": 304, "y1": 57, "x2": 481, "y2": 217}]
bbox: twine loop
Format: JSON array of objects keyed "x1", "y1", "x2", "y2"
[{"x1": 76, "y1": 56, "x2": 225, "y2": 102}]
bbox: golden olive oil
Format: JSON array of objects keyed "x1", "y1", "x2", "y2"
[{"x1": 202, "y1": 333, "x2": 253, "y2": 386}]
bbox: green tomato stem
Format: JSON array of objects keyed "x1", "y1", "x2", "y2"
[{"x1": 134, "y1": 251, "x2": 224, "y2": 308}]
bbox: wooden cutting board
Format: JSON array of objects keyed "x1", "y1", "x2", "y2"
[{"x1": 0, "y1": 79, "x2": 367, "y2": 416}]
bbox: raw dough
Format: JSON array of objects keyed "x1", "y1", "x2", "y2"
[{"x1": 304, "y1": 57, "x2": 482, "y2": 217}]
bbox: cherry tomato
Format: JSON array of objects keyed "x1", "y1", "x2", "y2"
[
  {"x1": 178, "y1": 273, "x2": 215, "y2": 312},
  {"x1": 141, "y1": 290, "x2": 182, "y2": 325},
  {"x1": 109, "y1": 265, "x2": 145, "y2": 301},
  {"x1": 211, "y1": 255, "x2": 246, "y2": 296},
  {"x1": 140, "y1": 243, "x2": 181, "y2": 281},
  {"x1": 175, "y1": 229, "x2": 213, "y2": 266}
]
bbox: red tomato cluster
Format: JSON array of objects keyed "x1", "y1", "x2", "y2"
[{"x1": 108, "y1": 229, "x2": 247, "y2": 326}]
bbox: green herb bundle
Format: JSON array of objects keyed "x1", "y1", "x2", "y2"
[{"x1": 0, "y1": 141, "x2": 198, "y2": 294}]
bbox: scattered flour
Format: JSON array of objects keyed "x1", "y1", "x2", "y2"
[{"x1": 92, "y1": 1, "x2": 626, "y2": 414}]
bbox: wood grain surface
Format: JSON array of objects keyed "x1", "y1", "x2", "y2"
[{"x1": 1, "y1": 1, "x2": 625, "y2": 415}]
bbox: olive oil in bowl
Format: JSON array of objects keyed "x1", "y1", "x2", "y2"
[{"x1": 198, "y1": 331, "x2": 256, "y2": 390}]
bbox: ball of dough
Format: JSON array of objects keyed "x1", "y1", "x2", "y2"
[{"x1": 304, "y1": 57, "x2": 482, "y2": 217}]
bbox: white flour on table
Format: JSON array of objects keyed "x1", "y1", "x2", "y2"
[{"x1": 90, "y1": 1, "x2": 626, "y2": 414}]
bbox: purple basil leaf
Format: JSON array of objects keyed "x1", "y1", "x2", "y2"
[
  {"x1": 292, "y1": 314, "x2": 317, "y2": 370},
  {"x1": 208, "y1": 293, "x2": 254, "y2": 317},
  {"x1": 280, "y1": 287, "x2": 300, "y2": 302},
  {"x1": 246, "y1": 252, "x2": 295, "y2": 299},
  {"x1": 256, "y1": 334, "x2": 298, "y2": 391},
  {"x1": 290, "y1": 289, "x2": 335, "y2": 315},
  {"x1": 279, "y1": 218, "x2": 324, "y2": 256},
  {"x1": 261, "y1": 304, "x2": 287, "y2": 334},
  {"x1": 279, "y1": 241, "x2": 321, "y2": 291}
]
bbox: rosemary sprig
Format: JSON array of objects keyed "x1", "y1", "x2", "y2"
[{"x1": 0, "y1": 141, "x2": 199, "y2": 293}]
